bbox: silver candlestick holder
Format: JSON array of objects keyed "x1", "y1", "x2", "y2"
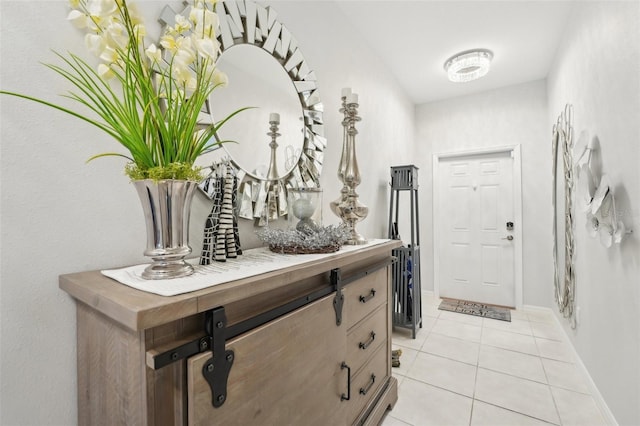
[
  {"x1": 330, "y1": 89, "x2": 368, "y2": 244},
  {"x1": 259, "y1": 113, "x2": 281, "y2": 226},
  {"x1": 330, "y1": 89, "x2": 350, "y2": 214},
  {"x1": 266, "y1": 113, "x2": 281, "y2": 181}
]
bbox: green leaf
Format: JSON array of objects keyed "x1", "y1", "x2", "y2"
[{"x1": 1, "y1": 0, "x2": 249, "y2": 178}]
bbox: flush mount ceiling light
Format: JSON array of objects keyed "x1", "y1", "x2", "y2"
[{"x1": 444, "y1": 49, "x2": 494, "y2": 83}]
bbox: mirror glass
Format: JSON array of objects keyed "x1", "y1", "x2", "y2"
[{"x1": 201, "y1": 45, "x2": 304, "y2": 179}]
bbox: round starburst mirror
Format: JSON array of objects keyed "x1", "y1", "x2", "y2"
[{"x1": 159, "y1": 0, "x2": 325, "y2": 223}]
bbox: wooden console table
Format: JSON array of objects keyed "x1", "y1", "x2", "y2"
[{"x1": 60, "y1": 240, "x2": 401, "y2": 425}]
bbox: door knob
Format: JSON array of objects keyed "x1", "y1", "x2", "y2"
[{"x1": 502, "y1": 235, "x2": 514, "y2": 241}]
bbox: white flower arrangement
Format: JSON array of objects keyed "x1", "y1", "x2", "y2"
[{"x1": 2, "y1": 0, "x2": 247, "y2": 181}]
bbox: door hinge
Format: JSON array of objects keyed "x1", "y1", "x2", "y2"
[
  {"x1": 332, "y1": 268, "x2": 344, "y2": 326},
  {"x1": 202, "y1": 307, "x2": 234, "y2": 408}
]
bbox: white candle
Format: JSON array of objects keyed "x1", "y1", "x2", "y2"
[
  {"x1": 341, "y1": 87, "x2": 352, "y2": 98},
  {"x1": 269, "y1": 112, "x2": 280, "y2": 123},
  {"x1": 347, "y1": 93, "x2": 358, "y2": 104}
]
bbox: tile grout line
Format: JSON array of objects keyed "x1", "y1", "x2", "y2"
[
  {"x1": 392, "y1": 308, "x2": 600, "y2": 426},
  {"x1": 547, "y1": 308, "x2": 617, "y2": 425},
  {"x1": 477, "y1": 315, "x2": 562, "y2": 426},
  {"x1": 397, "y1": 319, "x2": 576, "y2": 383},
  {"x1": 468, "y1": 317, "x2": 485, "y2": 426},
  {"x1": 396, "y1": 337, "x2": 574, "y2": 394},
  {"x1": 429, "y1": 311, "x2": 565, "y2": 425},
  {"x1": 533, "y1": 331, "x2": 564, "y2": 425},
  {"x1": 400, "y1": 375, "x2": 474, "y2": 403},
  {"x1": 472, "y1": 399, "x2": 562, "y2": 426}
]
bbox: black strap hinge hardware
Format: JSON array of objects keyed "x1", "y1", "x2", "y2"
[
  {"x1": 202, "y1": 307, "x2": 234, "y2": 408},
  {"x1": 332, "y1": 268, "x2": 344, "y2": 326}
]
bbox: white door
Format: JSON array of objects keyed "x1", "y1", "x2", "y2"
[{"x1": 437, "y1": 151, "x2": 516, "y2": 307}]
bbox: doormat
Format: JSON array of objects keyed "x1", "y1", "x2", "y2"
[{"x1": 438, "y1": 298, "x2": 511, "y2": 322}]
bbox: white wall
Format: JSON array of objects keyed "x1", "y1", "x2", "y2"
[
  {"x1": 0, "y1": 1, "x2": 414, "y2": 424},
  {"x1": 547, "y1": 2, "x2": 640, "y2": 424},
  {"x1": 415, "y1": 80, "x2": 552, "y2": 307}
]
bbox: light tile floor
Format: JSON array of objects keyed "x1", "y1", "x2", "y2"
[{"x1": 383, "y1": 293, "x2": 609, "y2": 426}]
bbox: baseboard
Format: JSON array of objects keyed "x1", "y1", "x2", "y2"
[
  {"x1": 422, "y1": 289, "x2": 435, "y2": 298},
  {"x1": 524, "y1": 305, "x2": 618, "y2": 426},
  {"x1": 522, "y1": 304, "x2": 551, "y2": 312}
]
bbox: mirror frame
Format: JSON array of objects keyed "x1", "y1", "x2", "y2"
[
  {"x1": 552, "y1": 104, "x2": 576, "y2": 328},
  {"x1": 160, "y1": 0, "x2": 325, "y2": 221},
  {"x1": 169, "y1": 0, "x2": 326, "y2": 222}
]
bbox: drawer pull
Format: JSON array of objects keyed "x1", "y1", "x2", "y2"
[
  {"x1": 359, "y1": 374, "x2": 376, "y2": 396},
  {"x1": 358, "y1": 331, "x2": 376, "y2": 350},
  {"x1": 359, "y1": 289, "x2": 376, "y2": 303},
  {"x1": 340, "y1": 362, "x2": 351, "y2": 401}
]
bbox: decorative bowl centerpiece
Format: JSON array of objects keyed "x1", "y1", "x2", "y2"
[{"x1": 257, "y1": 224, "x2": 351, "y2": 255}]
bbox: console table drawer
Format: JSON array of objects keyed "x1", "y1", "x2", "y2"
[
  {"x1": 347, "y1": 304, "x2": 387, "y2": 374},
  {"x1": 345, "y1": 268, "x2": 388, "y2": 329},
  {"x1": 347, "y1": 342, "x2": 389, "y2": 424}
]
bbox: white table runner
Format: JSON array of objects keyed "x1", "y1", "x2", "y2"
[{"x1": 102, "y1": 239, "x2": 387, "y2": 297}]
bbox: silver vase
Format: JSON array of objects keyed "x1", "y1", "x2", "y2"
[{"x1": 133, "y1": 179, "x2": 198, "y2": 280}]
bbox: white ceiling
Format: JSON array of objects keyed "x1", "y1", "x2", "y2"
[{"x1": 333, "y1": 1, "x2": 576, "y2": 104}]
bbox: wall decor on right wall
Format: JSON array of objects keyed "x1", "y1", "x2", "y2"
[
  {"x1": 574, "y1": 130, "x2": 633, "y2": 248},
  {"x1": 552, "y1": 104, "x2": 577, "y2": 328},
  {"x1": 553, "y1": 104, "x2": 635, "y2": 329}
]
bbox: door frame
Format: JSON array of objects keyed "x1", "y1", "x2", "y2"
[{"x1": 433, "y1": 145, "x2": 523, "y2": 310}]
